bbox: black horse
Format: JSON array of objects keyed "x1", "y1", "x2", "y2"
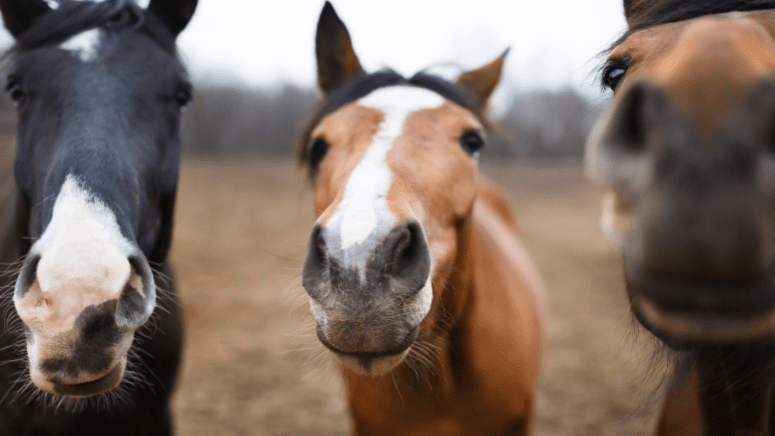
[{"x1": 0, "y1": 0, "x2": 195, "y2": 434}]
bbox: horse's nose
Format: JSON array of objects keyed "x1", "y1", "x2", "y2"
[
  {"x1": 588, "y1": 79, "x2": 775, "y2": 283},
  {"x1": 303, "y1": 220, "x2": 431, "y2": 300},
  {"x1": 13, "y1": 246, "x2": 154, "y2": 391},
  {"x1": 587, "y1": 82, "x2": 673, "y2": 184},
  {"x1": 303, "y1": 220, "x2": 431, "y2": 357},
  {"x1": 14, "y1": 250, "x2": 155, "y2": 337}
]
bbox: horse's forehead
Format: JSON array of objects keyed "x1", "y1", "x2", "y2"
[
  {"x1": 615, "y1": 13, "x2": 775, "y2": 129},
  {"x1": 312, "y1": 86, "x2": 448, "y2": 183},
  {"x1": 46, "y1": 0, "x2": 154, "y2": 62},
  {"x1": 661, "y1": 17, "x2": 775, "y2": 83},
  {"x1": 614, "y1": 11, "x2": 775, "y2": 65},
  {"x1": 311, "y1": 101, "x2": 382, "y2": 146},
  {"x1": 357, "y1": 86, "x2": 445, "y2": 116},
  {"x1": 60, "y1": 28, "x2": 102, "y2": 62},
  {"x1": 316, "y1": 86, "x2": 483, "y2": 238},
  {"x1": 312, "y1": 86, "x2": 450, "y2": 147}
]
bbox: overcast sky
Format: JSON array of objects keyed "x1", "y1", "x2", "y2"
[
  {"x1": 1, "y1": 0, "x2": 628, "y2": 104},
  {"x1": 175, "y1": 1, "x2": 627, "y2": 96}
]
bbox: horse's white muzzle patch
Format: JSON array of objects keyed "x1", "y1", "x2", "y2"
[{"x1": 14, "y1": 175, "x2": 143, "y2": 339}]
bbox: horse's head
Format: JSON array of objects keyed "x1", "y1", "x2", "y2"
[
  {"x1": 1, "y1": 0, "x2": 196, "y2": 397},
  {"x1": 299, "y1": 2, "x2": 505, "y2": 376},
  {"x1": 586, "y1": 1, "x2": 775, "y2": 345}
]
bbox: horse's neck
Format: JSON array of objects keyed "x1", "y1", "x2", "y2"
[{"x1": 694, "y1": 346, "x2": 775, "y2": 434}]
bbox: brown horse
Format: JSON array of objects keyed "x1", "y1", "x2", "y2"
[
  {"x1": 297, "y1": 3, "x2": 545, "y2": 435},
  {"x1": 587, "y1": 1, "x2": 775, "y2": 434}
]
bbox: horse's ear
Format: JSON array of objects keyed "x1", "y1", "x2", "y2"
[
  {"x1": 147, "y1": 0, "x2": 197, "y2": 37},
  {"x1": 316, "y1": 1, "x2": 364, "y2": 94},
  {"x1": 455, "y1": 49, "x2": 508, "y2": 115},
  {"x1": 0, "y1": 0, "x2": 50, "y2": 39}
]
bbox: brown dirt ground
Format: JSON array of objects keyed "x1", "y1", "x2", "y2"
[{"x1": 171, "y1": 158, "x2": 669, "y2": 436}]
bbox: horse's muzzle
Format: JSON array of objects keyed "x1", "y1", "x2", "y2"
[
  {"x1": 302, "y1": 220, "x2": 433, "y2": 375},
  {"x1": 13, "y1": 246, "x2": 156, "y2": 396}
]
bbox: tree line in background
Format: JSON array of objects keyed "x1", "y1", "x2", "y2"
[
  {"x1": 182, "y1": 83, "x2": 604, "y2": 159},
  {"x1": 0, "y1": 82, "x2": 604, "y2": 159}
]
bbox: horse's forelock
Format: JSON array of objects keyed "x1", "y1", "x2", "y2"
[
  {"x1": 7, "y1": 0, "x2": 175, "y2": 58},
  {"x1": 609, "y1": 0, "x2": 775, "y2": 52}
]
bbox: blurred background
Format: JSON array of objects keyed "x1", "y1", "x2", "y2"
[
  {"x1": 0, "y1": 1, "x2": 676, "y2": 435},
  {"x1": 173, "y1": 0, "x2": 625, "y2": 158},
  {"x1": 169, "y1": 0, "x2": 626, "y2": 158},
  {"x1": 0, "y1": 0, "x2": 629, "y2": 158}
]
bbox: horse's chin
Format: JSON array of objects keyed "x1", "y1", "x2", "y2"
[
  {"x1": 623, "y1": 260, "x2": 775, "y2": 344},
  {"x1": 313, "y1": 312, "x2": 421, "y2": 377},
  {"x1": 338, "y1": 350, "x2": 410, "y2": 377},
  {"x1": 632, "y1": 297, "x2": 775, "y2": 344},
  {"x1": 30, "y1": 358, "x2": 127, "y2": 398}
]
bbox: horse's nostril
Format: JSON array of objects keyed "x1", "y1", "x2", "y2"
[
  {"x1": 389, "y1": 226, "x2": 413, "y2": 267},
  {"x1": 605, "y1": 83, "x2": 666, "y2": 155},
  {"x1": 14, "y1": 254, "x2": 40, "y2": 300},
  {"x1": 587, "y1": 81, "x2": 676, "y2": 192},
  {"x1": 302, "y1": 224, "x2": 330, "y2": 300},
  {"x1": 378, "y1": 221, "x2": 430, "y2": 293},
  {"x1": 116, "y1": 255, "x2": 155, "y2": 329},
  {"x1": 314, "y1": 226, "x2": 327, "y2": 263}
]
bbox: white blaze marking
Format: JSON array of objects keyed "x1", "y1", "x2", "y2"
[
  {"x1": 46, "y1": 0, "x2": 118, "y2": 10},
  {"x1": 46, "y1": 0, "x2": 145, "y2": 10},
  {"x1": 15, "y1": 175, "x2": 137, "y2": 336},
  {"x1": 60, "y1": 28, "x2": 101, "y2": 62},
  {"x1": 330, "y1": 86, "x2": 444, "y2": 250},
  {"x1": 719, "y1": 11, "x2": 754, "y2": 19}
]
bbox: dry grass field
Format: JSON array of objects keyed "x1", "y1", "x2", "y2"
[{"x1": 170, "y1": 158, "x2": 670, "y2": 436}]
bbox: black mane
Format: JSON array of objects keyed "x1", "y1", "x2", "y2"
[
  {"x1": 297, "y1": 69, "x2": 483, "y2": 165},
  {"x1": 10, "y1": 0, "x2": 175, "y2": 55},
  {"x1": 614, "y1": 0, "x2": 775, "y2": 48}
]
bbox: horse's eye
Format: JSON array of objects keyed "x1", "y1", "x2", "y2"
[
  {"x1": 602, "y1": 60, "x2": 630, "y2": 91},
  {"x1": 460, "y1": 131, "x2": 485, "y2": 156},
  {"x1": 173, "y1": 84, "x2": 193, "y2": 111},
  {"x1": 308, "y1": 138, "x2": 329, "y2": 168},
  {"x1": 5, "y1": 75, "x2": 25, "y2": 107}
]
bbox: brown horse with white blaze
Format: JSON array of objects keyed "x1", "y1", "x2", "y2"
[
  {"x1": 587, "y1": 1, "x2": 775, "y2": 434},
  {"x1": 298, "y1": 3, "x2": 545, "y2": 435}
]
